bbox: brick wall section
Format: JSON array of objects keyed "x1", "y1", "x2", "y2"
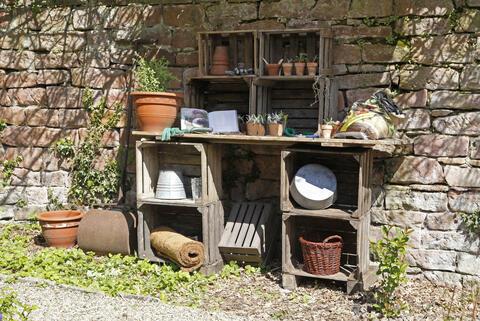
[{"x1": 0, "y1": 1, "x2": 479, "y2": 285}]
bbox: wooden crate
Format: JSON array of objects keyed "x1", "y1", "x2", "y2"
[
  {"x1": 281, "y1": 213, "x2": 376, "y2": 293},
  {"x1": 135, "y1": 141, "x2": 223, "y2": 207},
  {"x1": 137, "y1": 202, "x2": 224, "y2": 274},
  {"x1": 218, "y1": 202, "x2": 275, "y2": 264},
  {"x1": 259, "y1": 28, "x2": 333, "y2": 77},
  {"x1": 198, "y1": 30, "x2": 258, "y2": 77},
  {"x1": 280, "y1": 147, "x2": 372, "y2": 220}
]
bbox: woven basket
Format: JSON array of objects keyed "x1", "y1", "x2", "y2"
[{"x1": 299, "y1": 234, "x2": 343, "y2": 275}]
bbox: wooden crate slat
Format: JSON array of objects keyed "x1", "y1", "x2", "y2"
[
  {"x1": 243, "y1": 203, "x2": 265, "y2": 247},
  {"x1": 226, "y1": 203, "x2": 249, "y2": 245},
  {"x1": 235, "y1": 203, "x2": 256, "y2": 247}
]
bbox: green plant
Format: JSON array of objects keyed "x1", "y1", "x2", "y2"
[
  {"x1": 0, "y1": 288, "x2": 37, "y2": 321},
  {"x1": 15, "y1": 198, "x2": 27, "y2": 209},
  {"x1": 46, "y1": 188, "x2": 64, "y2": 211},
  {"x1": 461, "y1": 210, "x2": 480, "y2": 234},
  {"x1": 267, "y1": 111, "x2": 287, "y2": 124},
  {"x1": 0, "y1": 119, "x2": 7, "y2": 132},
  {"x1": 245, "y1": 114, "x2": 265, "y2": 124},
  {"x1": 370, "y1": 226, "x2": 411, "y2": 318},
  {"x1": 323, "y1": 117, "x2": 336, "y2": 126},
  {"x1": 294, "y1": 53, "x2": 308, "y2": 63},
  {"x1": 133, "y1": 56, "x2": 176, "y2": 92},
  {"x1": 52, "y1": 89, "x2": 122, "y2": 207},
  {"x1": 0, "y1": 156, "x2": 22, "y2": 189},
  {"x1": 220, "y1": 261, "x2": 241, "y2": 279}
]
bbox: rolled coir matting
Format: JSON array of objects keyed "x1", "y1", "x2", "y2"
[{"x1": 150, "y1": 226, "x2": 205, "y2": 272}]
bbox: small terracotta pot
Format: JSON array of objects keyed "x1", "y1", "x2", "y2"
[
  {"x1": 246, "y1": 122, "x2": 265, "y2": 136},
  {"x1": 282, "y1": 63, "x2": 293, "y2": 76},
  {"x1": 131, "y1": 91, "x2": 183, "y2": 133},
  {"x1": 266, "y1": 64, "x2": 281, "y2": 76},
  {"x1": 321, "y1": 125, "x2": 333, "y2": 139},
  {"x1": 37, "y1": 210, "x2": 84, "y2": 248},
  {"x1": 307, "y1": 62, "x2": 318, "y2": 76},
  {"x1": 294, "y1": 62, "x2": 306, "y2": 76},
  {"x1": 267, "y1": 123, "x2": 284, "y2": 136}
]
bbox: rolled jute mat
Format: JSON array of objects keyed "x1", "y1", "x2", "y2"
[{"x1": 150, "y1": 226, "x2": 205, "y2": 272}]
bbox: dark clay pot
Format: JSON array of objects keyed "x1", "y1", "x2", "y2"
[{"x1": 37, "y1": 210, "x2": 84, "y2": 248}]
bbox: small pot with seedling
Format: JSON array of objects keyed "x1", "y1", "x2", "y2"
[
  {"x1": 263, "y1": 58, "x2": 282, "y2": 76},
  {"x1": 320, "y1": 118, "x2": 336, "y2": 139},
  {"x1": 282, "y1": 59, "x2": 293, "y2": 76},
  {"x1": 294, "y1": 53, "x2": 307, "y2": 76},
  {"x1": 307, "y1": 55, "x2": 319, "y2": 76},
  {"x1": 246, "y1": 114, "x2": 266, "y2": 136},
  {"x1": 266, "y1": 112, "x2": 287, "y2": 136}
]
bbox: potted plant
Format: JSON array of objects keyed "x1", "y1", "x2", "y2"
[
  {"x1": 130, "y1": 56, "x2": 182, "y2": 133},
  {"x1": 266, "y1": 111, "x2": 287, "y2": 136},
  {"x1": 307, "y1": 55, "x2": 319, "y2": 76},
  {"x1": 246, "y1": 114, "x2": 265, "y2": 136},
  {"x1": 320, "y1": 118, "x2": 336, "y2": 139},
  {"x1": 263, "y1": 58, "x2": 282, "y2": 76},
  {"x1": 282, "y1": 58, "x2": 293, "y2": 76},
  {"x1": 294, "y1": 53, "x2": 307, "y2": 76}
]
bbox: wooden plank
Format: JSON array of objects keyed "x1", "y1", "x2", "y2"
[
  {"x1": 201, "y1": 205, "x2": 210, "y2": 264},
  {"x1": 236, "y1": 203, "x2": 256, "y2": 247},
  {"x1": 284, "y1": 207, "x2": 358, "y2": 221},
  {"x1": 243, "y1": 203, "x2": 264, "y2": 247},
  {"x1": 287, "y1": 267, "x2": 349, "y2": 282},
  {"x1": 250, "y1": 203, "x2": 271, "y2": 254},
  {"x1": 222, "y1": 253, "x2": 263, "y2": 263},
  {"x1": 137, "y1": 197, "x2": 201, "y2": 207},
  {"x1": 218, "y1": 203, "x2": 238, "y2": 248},
  {"x1": 280, "y1": 150, "x2": 291, "y2": 211},
  {"x1": 219, "y1": 246, "x2": 258, "y2": 255}
]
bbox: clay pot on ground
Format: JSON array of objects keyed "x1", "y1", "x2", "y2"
[
  {"x1": 307, "y1": 62, "x2": 318, "y2": 76},
  {"x1": 267, "y1": 123, "x2": 284, "y2": 136},
  {"x1": 246, "y1": 123, "x2": 266, "y2": 136},
  {"x1": 282, "y1": 63, "x2": 293, "y2": 76},
  {"x1": 210, "y1": 46, "x2": 229, "y2": 75},
  {"x1": 266, "y1": 64, "x2": 281, "y2": 76},
  {"x1": 37, "y1": 210, "x2": 84, "y2": 248},
  {"x1": 320, "y1": 124, "x2": 334, "y2": 139},
  {"x1": 131, "y1": 91, "x2": 183, "y2": 133},
  {"x1": 294, "y1": 62, "x2": 306, "y2": 76}
]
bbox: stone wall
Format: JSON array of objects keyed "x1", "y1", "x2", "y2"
[{"x1": 0, "y1": 0, "x2": 479, "y2": 284}]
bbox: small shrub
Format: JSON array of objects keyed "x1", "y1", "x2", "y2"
[
  {"x1": 133, "y1": 56, "x2": 176, "y2": 92},
  {"x1": 461, "y1": 210, "x2": 480, "y2": 235},
  {"x1": 371, "y1": 225, "x2": 411, "y2": 318},
  {"x1": 0, "y1": 156, "x2": 22, "y2": 189}
]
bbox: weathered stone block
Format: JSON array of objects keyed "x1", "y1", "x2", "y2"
[
  {"x1": 345, "y1": 88, "x2": 377, "y2": 106},
  {"x1": 411, "y1": 35, "x2": 475, "y2": 64},
  {"x1": 407, "y1": 249, "x2": 456, "y2": 271},
  {"x1": 5, "y1": 71, "x2": 37, "y2": 88},
  {"x1": 460, "y1": 65, "x2": 480, "y2": 90},
  {"x1": 399, "y1": 66, "x2": 459, "y2": 90},
  {"x1": 395, "y1": 17, "x2": 450, "y2": 35},
  {"x1": 333, "y1": 25, "x2": 391, "y2": 38},
  {"x1": 163, "y1": 5, "x2": 204, "y2": 28},
  {"x1": 35, "y1": 52, "x2": 81, "y2": 69},
  {"x1": 371, "y1": 208, "x2": 426, "y2": 228},
  {"x1": 471, "y1": 137, "x2": 480, "y2": 159},
  {"x1": 433, "y1": 112, "x2": 480, "y2": 135},
  {"x1": 414, "y1": 135, "x2": 469, "y2": 157},
  {"x1": 425, "y1": 212, "x2": 461, "y2": 231},
  {"x1": 456, "y1": 9, "x2": 480, "y2": 32},
  {"x1": 422, "y1": 231, "x2": 479, "y2": 253},
  {"x1": 7, "y1": 88, "x2": 47, "y2": 106},
  {"x1": 336, "y1": 72, "x2": 393, "y2": 89},
  {"x1": 246, "y1": 179, "x2": 279, "y2": 200},
  {"x1": 362, "y1": 43, "x2": 409, "y2": 63},
  {"x1": 448, "y1": 189, "x2": 480, "y2": 213},
  {"x1": 385, "y1": 186, "x2": 448, "y2": 212},
  {"x1": 430, "y1": 91, "x2": 480, "y2": 110},
  {"x1": 394, "y1": 89, "x2": 428, "y2": 108},
  {"x1": 106, "y1": 5, "x2": 146, "y2": 29},
  {"x1": 0, "y1": 106, "x2": 26, "y2": 125},
  {"x1": 5, "y1": 147, "x2": 45, "y2": 171},
  {"x1": 385, "y1": 157, "x2": 444, "y2": 184},
  {"x1": 333, "y1": 44, "x2": 361, "y2": 64},
  {"x1": 73, "y1": 7, "x2": 107, "y2": 30},
  {"x1": 424, "y1": 271, "x2": 462, "y2": 287},
  {"x1": 11, "y1": 169, "x2": 41, "y2": 186},
  {"x1": 42, "y1": 171, "x2": 70, "y2": 187},
  {"x1": 1, "y1": 126, "x2": 75, "y2": 148},
  {"x1": 28, "y1": 7, "x2": 72, "y2": 32},
  {"x1": 349, "y1": 0, "x2": 392, "y2": 17},
  {"x1": 71, "y1": 68, "x2": 127, "y2": 89},
  {"x1": 24, "y1": 107, "x2": 59, "y2": 127},
  {"x1": 310, "y1": 0, "x2": 350, "y2": 19},
  {"x1": 25, "y1": 187, "x2": 48, "y2": 205},
  {"x1": 394, "y1": 0, "x2": 454, "y2": 16},
  {"x1": 398, "y1": 109, "x2": 430, "y2": 130},
  {"x1": 445, "y1": 165, "x2": 480, "y2": 187},
  {"x1": 0, "y1": 186, "x2": 24, "y2": 205},
  {"x1": 46, "y1": 87, "x2": 83, "y2": 109},
  {"x1": 171, "y1": 29, "x2": 197, "y2": 49},
  {"x1": 31, "y1": 33, "x2": 87, "y2": 52},
  {"x1": 259, "y1": 0, "x2": 313, "y2": 19},
  {"x1": 59, "y1": 109, "x2": 89, "y2": 128},
  {"x1": 37, "y1": 70, "x2": 70, "y2": 85},
  {"x1": 176, "y1": 51, "x2": 198, "y2": 66},
  {"x1": 0, "y1": 50, "x2": 35, "y2": 70},
  {"x1": 457, "y1": 253, "x2": 480, "y2": 275}
]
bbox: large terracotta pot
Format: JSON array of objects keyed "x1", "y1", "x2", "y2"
[
  {"x1": 131, "y1": 91, "x2": 183, "y2": 133},
  {"x1": 37, "y1": 210, "x2": 84, "y2": 248},
  {"x1": 210, "y1": 46, "x2": 229, "y2": 75}
]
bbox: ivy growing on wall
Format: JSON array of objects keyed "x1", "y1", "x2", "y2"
[{"x1": 52, "y1": 88, "x2": 122, "y2": 207}]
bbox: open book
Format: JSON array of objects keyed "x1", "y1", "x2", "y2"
[{"x1": 181, "y1": 108, "x2": 239, "y2": 134}]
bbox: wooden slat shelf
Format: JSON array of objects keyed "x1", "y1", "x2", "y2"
[
  {"x1": 286, "y1": 267, "x2": 350, "y2": 282},
  {"x1": 257, "y1": 75, "x2": 316, "y2": 81},
  {"x1": 137, "y1": 197, "x2": 202, "y2": 208},
  {"x1": 189, "y1": 75, "x2": 256, "y2": 83},
  {"x1": 282, "y1": 206, "x2": 358, "y2": 221}
]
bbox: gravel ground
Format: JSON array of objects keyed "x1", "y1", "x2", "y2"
[{"x1": 2, "y1": 277, "x2": 250, "y2": 321}]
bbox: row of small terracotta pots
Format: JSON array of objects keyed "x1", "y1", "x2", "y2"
[
  {"x1": 266, "y1": 62, "x2": 318, "y2": 76},
  {"x1": 246, "y1": 123, "x2": 283, "y2": 136}
]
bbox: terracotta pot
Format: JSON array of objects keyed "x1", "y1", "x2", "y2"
[
  {"x1": 210, "y1": 46, "x2": 229, "y2": 75},
  {"x1": 246, "y1": 122, "x2": 265, "y2": 136},
  {"x1": 307, "y1": 62, "x2": 318, "y2": 76},
  {"x1": 267, "y1": 123, "x2": 284, "y2": 136},
  {"x1": 37, "y1": 210, "x2": 84, "y2": 248},
  {"x1": 282, "y1": 63, "x2": 293, "y2": 76},
  {"x1": 266, "y1": 64, "x2": 281, "y2": 76},
  {"x1": 131, "y1": 91, "x2": 183, "y2": 133},
  {"x1": 294, "y1": 62, "x2": 306, "y2": 76},
  {"x1": 321, "y1": 125, "x2": 333, "y2": 139}
]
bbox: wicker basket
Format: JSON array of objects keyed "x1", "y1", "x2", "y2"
[{"x1": 299, "y1": 234, "x2": 343, "y2": 275}]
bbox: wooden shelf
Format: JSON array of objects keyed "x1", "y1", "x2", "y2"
[
  {"x1": 282, "y1": 206, "x2": 358, "y2": 221},
  {"x1": 286, "y1": 266, "x2": 350, "y2": 282},
  {"x1": 138, "y1": 197, "x2": 202, "y2": 207},
  {"x1": 190, "y1": 75, "x2": 256, "y2": 83},
  {"x1": 257, "y1": 75, "x2": 316, "y2": 81}
]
